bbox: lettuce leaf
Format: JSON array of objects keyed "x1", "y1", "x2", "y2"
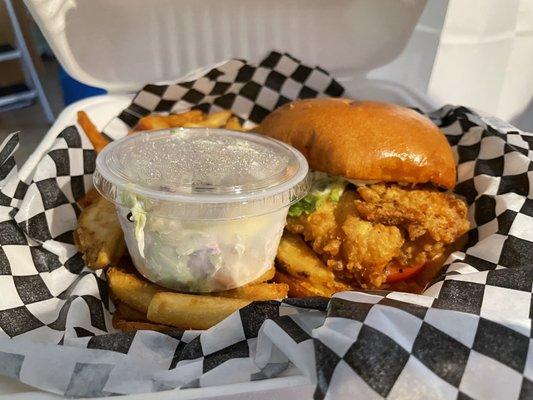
[{"x1": 288, "y1": 173, "x2": 347, "y2": 217}]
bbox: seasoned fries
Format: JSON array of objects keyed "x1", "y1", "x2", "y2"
[
  {"x1": 75, "y1": 196, "x2": 126, "y2": 270},
  {"x1": 274, "y1": 270, "x2": 333, "y2": 298},
  {"x1": 78, "y1": 108, "x2": 245, "y2": 156},
  {"x1": 77, "y1": 188, "x2": 100, "y2": 209},
  {"x1": 74, "y1": 106, "x2": 276, "y2": 333},
  {"x1": 107, "y1": 263, "x2": 286, "y2": 331},
  {"x1": 135, "y1": 115, "x2": 171, "y2": 131},
  {"x1": 275, "y1": 232, "x2": 351, "y2": 296},
  {"x1": 134, "y1": 109, "x2": 244, "y2": 132},
  {"x1": 250, "y1": 266, "x2": 276, "y2": 285},
  {"x1": 277, "y1": 232, "x2": 332, "y2": 283},
  {"x1": 112, "y1": 311, "x2": 174, "y2": 333},
  {"x1": 215, "y1": 282, "x2": 288, "y2": 301},
  {"x1": 148, "y1": 292, "x2": 251, "y2": 330},
  {"x1": 107, "y1": 267, "x2": 163, "y2": 313},
  {"x1": 77, "y1": 111, "x2": 109, "y2": 153},
  {"x1": 166, "y1": 110, "x2": 205, "y2": 126},
  {"x1": 183, "y1": 110, "x2": 231, "y2": 128},
  {"x1": 116, "y1": 302, "x2": 147, "y2": 322},
  {"x1": 225, "y1": 116, "x2": 243, "y2": 130},
  {"x1": 136, "y1": 110, "x2": 204, "y2": 131}
]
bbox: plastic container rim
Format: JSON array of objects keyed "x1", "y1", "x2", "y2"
[{"x1": 94, "y1": 127, "x2": 310, "y2": 204}]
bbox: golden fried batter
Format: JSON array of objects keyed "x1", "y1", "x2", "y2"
[
  {"x1": 356, "y1": 184, "x2": 469, "y2": 243},
  {"x1": 286, "y1": 183, "x2": 469, "y2": 288},
  {"x1": 75, "y1": 194, "x2": 126, "y2": 270}
]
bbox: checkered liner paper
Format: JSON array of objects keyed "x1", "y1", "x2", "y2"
[{"x1": 0, "y1": 51, "x2": 532, "y2": 399}]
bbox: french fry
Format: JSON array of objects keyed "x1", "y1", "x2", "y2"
[
  {"x1": 136, "y1": 110, "x2": 206, "y2": 132},
  {"x1": 114, "y1": 319, "x2": 175, "y2": 332},
  {"x1": 249, "y1": 266, "x2": 276, "y2": 284},
  {"x1": 75, "y1": 197, "x2": 126, "y2": 270},
  {"x1": 117, "y1": 302, "x2": 147, "y2": 322},
  {"x1": 112, "y1": 311, "x2": 174, "y2": 333},
  {"x1": 276, "y1": 232, "x2": 351, "y2": 293},
  {"x1": 77, "y1": 111, "x2": 109, "y2": 153},
  {"x1": 183, "y1": 110, "x2": 231, "y2": 128},
  {"x1": 274, "y1": 270, "x2": 333, "y2": 298},
  {"x1": 77, "y1": 188, "x2": 101, "y2": 209},
  {"x1": 147, "y1": 292, "x2": 250, "y2": 330},
  {"x1": 107, "y1": 267, "x2": 163, "y2": 313},
  {"x1": 134, "y1": 110, "x2": 242, "y2": 133},
  {"x1": 166, "y1": 110, "x2": 204, "y2": 126},
  {"x1": 136, "y1": 115, "x2": 171, "y2": 131},
  {"x1": 224, "y1": 116, "x2": 243, "y2": 131},
  {"x1": 215, "y1": 282, "x2": 288, "y2": 301}
]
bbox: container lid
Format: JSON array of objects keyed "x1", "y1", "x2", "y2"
[
  {"x1": 93, "y1": 128, "x2": 309, "y2": 218},
  {"x1": 24, "y1": 0, "x2": 426, "y2": 93}
]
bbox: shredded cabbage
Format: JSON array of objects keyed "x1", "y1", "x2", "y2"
[
  {"x1": 120, "y1": 190, "x2": 147, "y2": 256},
  {"x1": 288, "y1": 172, "x2": 347, "y2": 217}
]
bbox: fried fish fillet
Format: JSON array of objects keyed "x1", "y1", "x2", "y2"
[{"x1": 75, "y1": 193, "x2": 126, "y2": 270}]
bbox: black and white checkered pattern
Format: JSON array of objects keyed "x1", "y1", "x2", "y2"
[
  {"x1": 315, "y1": 273, "x2": 532, "y2": 399},
  {"x1": 312, "y1": 106, "x2": 533, "y2": 400},
  {"x1": 101, "y1": 51, "x2": 344, "y2": 140},
  {"x1": 0, "y1": 52, "x2": 531, "y2": 398},
  {"x1": 0, "y1": 128, "x2": 107, "y2": 347}
]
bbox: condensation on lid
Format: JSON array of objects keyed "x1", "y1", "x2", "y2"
[{"x1": 94, "y1": 128, "x2": 309, "y2": 204}]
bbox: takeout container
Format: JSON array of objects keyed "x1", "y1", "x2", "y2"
[
  {"x1": 19, "y1": 0, "x2": 438, "y2": 180},
  {"x1": 11, "y1": 0, "x2": 439, "y2": 398},
  {"x1": 94, "y1": 128, "x2": 309, "y2": 292}
]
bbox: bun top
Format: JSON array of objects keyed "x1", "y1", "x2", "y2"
[{"x1": 257, "y1": 98, "x2": 456, "y2": 189}]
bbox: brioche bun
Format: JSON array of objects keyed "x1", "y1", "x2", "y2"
[{"x1": 257, "y1": 99, "x2": 456, "y2": 189}]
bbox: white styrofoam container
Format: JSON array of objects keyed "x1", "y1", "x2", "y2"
[
  {"x1": 6, "y1": 1, "x2": 441, "y2": 398},
  {"x1": 25, "y1": 0, "x2": 427, "y2": 92}
]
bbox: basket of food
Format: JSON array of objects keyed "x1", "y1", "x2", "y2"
[{"x1": 1, "y1": 1, "x2": 531, "y2": 399}]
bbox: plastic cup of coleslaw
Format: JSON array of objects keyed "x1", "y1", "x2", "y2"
[{"x1": 93, "y1": 128, "x2": 309, "y2": 292}]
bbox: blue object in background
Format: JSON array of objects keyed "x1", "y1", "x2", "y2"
[{"x1": 58, "y1": 66, "x2": 106, "y2": 106}]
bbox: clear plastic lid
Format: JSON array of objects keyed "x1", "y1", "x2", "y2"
[{"x1": 93, "y1": 128, "x2": 310, "y2": 219}]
